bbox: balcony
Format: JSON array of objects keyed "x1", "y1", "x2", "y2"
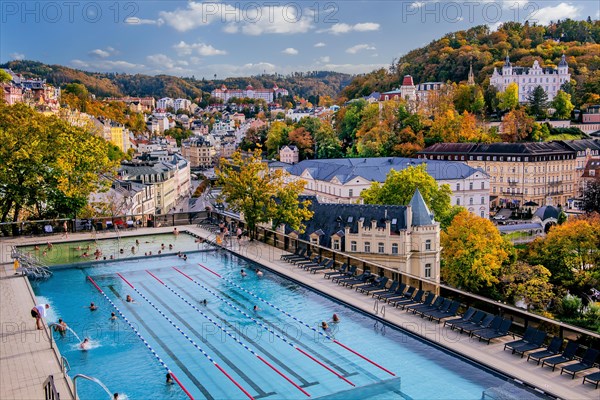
[
  {"x1": 508, "y1": 181, "x2": 519, "y2": 186},
  {"x1": 548, "y1": 180, "x2": 562, "y2": 186}
]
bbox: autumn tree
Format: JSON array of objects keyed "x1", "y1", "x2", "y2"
[
  {"x1": 0, "y1": 69, "x2": 11, "y2": 83},
  {"x1": 500, "y1": 262, "x2": 553, "y2": 311},
  {"x1": 0, "y1": 103, "x2": 118, "y2": 232},
  {"x1": 527, "y1": 85, "x2": 548, "y2": 119},
  {"x1": 497, "y1": 82, "x2": 519, "y2": 112},
  {"x1": 216, "y1": 149, "x2": 313, "y2": 240},
  {"x1": 501, "y1": 109, "x2": 535, "y2": 142},
  {"x1": 453, "y1": 84, "x2": 485, "y2": 114},
  {"x1": 361, "y1": 165, "x2": 453, "y2": 227},
  {"x1": 313, "y1": 121, "x2": 343, "y2": 159},
  {"x1": 552, "y1": 90, "x2": 575, "y2": 120},
  {"x1": 288, "y1": 127, "x2": 314, "y2": 160},
  {"x1": 441, "y1": 211, "x2": 514, "y2": 293}
]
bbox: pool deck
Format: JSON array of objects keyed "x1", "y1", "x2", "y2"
[{"x1": 0, "y1": 226, "x2": 597, "y2": 400}]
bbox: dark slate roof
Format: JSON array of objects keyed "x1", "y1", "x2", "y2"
[
  {"x1": 498, "y1": 223, "x2": 543, "y2": 233},
  {"x1": 420, "y1": 142, "x2": 574, "y2": 156},
  {"x1": 557, "y1": 139, "x2": 600, "y2": 152},
  {"x1": 286, "y1": 157, "x2": 481, "y2": 183},
  {"x1": 533, "y1": 205, "x2": 561, "y2": 221},
  {"x1": 558, "y1": 54, "x2": 568, "y2": 67},
  {"x1": 288, "y1": 196, "x2": 408, "y2": 248},
  {"x1": 409, "y1": 189, "x2": 434, "y2": 226}
]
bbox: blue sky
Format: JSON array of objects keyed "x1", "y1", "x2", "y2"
[{"x1": 1, "y1": 1, "x2": 598, "y2": 78}]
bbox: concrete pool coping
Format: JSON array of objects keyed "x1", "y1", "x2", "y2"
[{"x1": 0, "y1": 225, "x2": 596, "y2": 399}]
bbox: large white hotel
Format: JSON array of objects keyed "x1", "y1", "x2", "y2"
[
  {"x1": 210, "y1": 84, "x2": 289, "y2": 103},
  {"x1": 490, "y1": 54, "x2": 570, "y2": 103}
]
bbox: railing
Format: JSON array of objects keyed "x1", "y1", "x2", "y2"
[
  {"x1": 12, "y1": 247, "x2": 52, "y2": 279},
  {"x1": 60, "y1": 356, "x2": 71, "y2": 373},
  {"x1": 43, "y1": 375, "x2": 60, "y2": 400},
  {"x1": 207, "y1": 211, "x2": 600, "y2": 347}
]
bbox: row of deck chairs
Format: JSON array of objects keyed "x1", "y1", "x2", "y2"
[
  {"x1": 502, "y1": 327, "x2": 600, "y2": 386},
  {"x1": 442, "y1": 308, "x2": 513, "y2": 344}
]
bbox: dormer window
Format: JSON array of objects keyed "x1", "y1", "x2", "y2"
[{"x1": 333, "y1": 239, "x2": 340, "y2": 250}]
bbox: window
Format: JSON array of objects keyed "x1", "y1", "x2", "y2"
[
  {"x1": 425, "y1": 263, "x2": 432, "y2": 278},
  {"x1": 469, "y1": 198, "x2": 474, "y2": 205},
  {"x1": 349, "y1": 189, "x2": 353, "y2": 197},
  {"x1": 456, "y1": 198, "x2": 460, "y2": 206},
  {"x1": 480, "y1": 211, "x2": 485, "y2": 218},
  {"x1": 425, "y1": 239, "x2": 431, "y2": 250},
  {"x1": 481, "y1": 197, "x2": 485, "y2": 204},
  {"x1": 481, "y1": 182, "x2": 485, "y2": 189},
  {"x1": 469, "y1": 182, "x2": 473, "y2": 190},
  {"x1": 456, "y1": 183, "x2": 460, "y2": 191},
  {"x1": 391, "y1": 244, "x2": 398, "y2": 254},
  {"x1": 333, "y1": 239, "x2": 340, "y2": 250},
  {"x1": 310, "y1": 237, "x2": 319, "y2": 245},
  {"x1": 378, "y1": 243, "x2": 385, "y2": 253},
  {"x1": 350, "y1": 241, "x2": 357, "y2": 252},
  {"x1": 364, "y1": 242, "x2": 371, "y2": 253}
]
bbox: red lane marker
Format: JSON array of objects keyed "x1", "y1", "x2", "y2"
[
  {"x1": 256, "y1": 355, "x2": 311, "y2": 397},
  {"x1": 333, "y1": 340, "x2": 395, "y2": 376},
  {"x1": 174, "y1": 267, "x2": 194, "y2": 281},
  {"x1": 214, "y1": 363, "x2": 255, "y2": 400},
  {"x1": 169, "y1": 372, "x2": 195, "y2": 400},
  {"x1": 197, "y1": 263, "x2": 221, "y2": 278},
  {"x1": 87, "y1": 276, "x2": 103, "y2": 292},
  {"x1": 117, "y1": 272, "x2": 134, "y2": 288},
  {"x1": 146, "y1": 270, "x2": 165, "y2": 285},
  {"x1": 295, "y1": 348, "x2": 355, "y2": 387}
]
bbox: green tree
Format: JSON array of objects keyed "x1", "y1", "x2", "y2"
[
  {"x1": 582, "y1": 175, "x2": 600, "y2": 213},
  {"x1": 216, "y1": 149, "x2": 313, "y2": 240},
  {"x1": 164, "y1": 127, "x2": 193, "y2": 146},
  {"x1": 441, "y1": 211, "x2": 514, "y2": 293},
  {"x1": 527, "y1": 86, "x2": 548, "y2": 119},
  {"x1": 265, "y1": 121, "x2": 291, "y2": 159},
  {"x1": 313, "y1": 122, "x2": 343, "y2": 159},
  {"x1": 454, "y1": 84, "x2": 485, "y2": 114},
  {"x1": 552, "y1": 90, "x2": 575, "y2": 120},
  {"x1": 497, "y1": 82, "x2": 519, "y2": 112},
  {"x1": 0, "y1": 103, "x2": 118, "y2": 232},
  {"x1": 361, "y1": 165, "x2": 453, "y2": 228},
  {"x1": 500, "y1": 262, "x2": 553, "y2": 311}
]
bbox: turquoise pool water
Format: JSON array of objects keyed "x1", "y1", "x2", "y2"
[
  {"x1": 19, "y1": 232, "x2": 201, "y2": 265},
  {"x1": 31, "y1": 249, "x2": 542, "y2": 400}
]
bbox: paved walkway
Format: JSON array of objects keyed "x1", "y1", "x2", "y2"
[
  {"x1": 0, "y1": 226, "x2": 597, "y2": 399},
  {"x1": 0, "y1": 268, "x2": 74, "y2": 400}
]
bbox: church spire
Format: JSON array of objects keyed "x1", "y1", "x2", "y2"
[
  {"x1": 468, "y1": 62, "x2": 475, "y2": 85},
  {"x1": 504, "y1": 52, "x2": 511, "y2": 68}
]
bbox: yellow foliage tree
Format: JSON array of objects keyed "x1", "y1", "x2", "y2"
[{"x1": 441, "y1": 211, "x2": 514, "y2": 292}]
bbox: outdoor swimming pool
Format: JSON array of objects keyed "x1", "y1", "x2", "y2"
[
  {"x1": 19, "y1": 232, "x2": 201, "y2": 265},
  {"x1": 31, "y1": 241, "x2": 545, "y2": 400}
]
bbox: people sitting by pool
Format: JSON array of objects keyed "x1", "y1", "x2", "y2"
[
  {"x1": 144, "y1": 252, "x2": 148, "y2": 256},
  {"x1": 79, "y1": 338, "x2": 91, "y2": 350},
  {"x1": 148, "y1": 251, "x2": 152, "y2": 256},
  {"x1": 173, "y1": 227, "x2": 179, "y2": 235},
  {"x1": 89, "y1": 302, "x2": 98, "y2": 311},
  {"x1": 53, "y1": 319, "x2": 67, "y2": 335},
  {"x1": 255, "y1": 268, "x2": 263, "y2": 278},
  {"x1": 109, "y1": 255, "x2": 114, "y2": 260},
  {"x1": 332, "y1": 313, "x2": 340, "y2": 323},
  {"x1": 321, "y1": 321, "x2": 329, "y2": 330},
  {"x1": 126, "y1": 295, "x2": 135, "y2": 303},
  {"x1": 166, "y1": 373, "x2": 174, "y2": 385},
  {"x1": 241, "y1": 269, "x2": 247, "y2": 277},
  {"x1": 110, "y1": 312, "x2": 117, "y2": 320}
]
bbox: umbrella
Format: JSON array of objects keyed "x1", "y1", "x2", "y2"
[{"x1": 524, "y1": 201, "x2": 539, "y2": 207}]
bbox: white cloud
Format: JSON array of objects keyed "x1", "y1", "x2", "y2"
[
  {"x1": 174, "y1": 41, "x2": 227, "y2": 56},
  {"x1": 146, "y1": 54, "x2": 176, "y2": 69},
  {"x1": 410, "y1": 2, "x2": 425, "y2": 8},
  {"x1": 10, "y1": 52, "x2": 25, "y2": 60},
  {"x1": 282, "y1": 48, "x2": 299, "y2": 55},
  {"x1": 89, "y1": 49, "x2": 110, "y2": 58},
  {"x1": 531, "y1": 3, "x2": 581, "y2": 25},
  {"x1": 319, "y1": 56, "x2": 330, "y2": 63},
  {"x1": 124, "y1": 17, "x2": 164, "y2": 26},
  {"x1": 314, "y1": 42, "x2": 326, "y2": 48},
  {"x1": 320, "y1": 22, "x2": 380, "y2": 35},
  {"x1": 346, "y1": 44, "x2": 377, "y2": 54},
  {"x1": 353, "y1": 22, "x2": 380, "y2": 32},
  {"x1": 160, "y1": 2, "x2": 314, "y2": 35},
  {"x1": 71, "y1": 59, "x2": 144, "y2": 73}
]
